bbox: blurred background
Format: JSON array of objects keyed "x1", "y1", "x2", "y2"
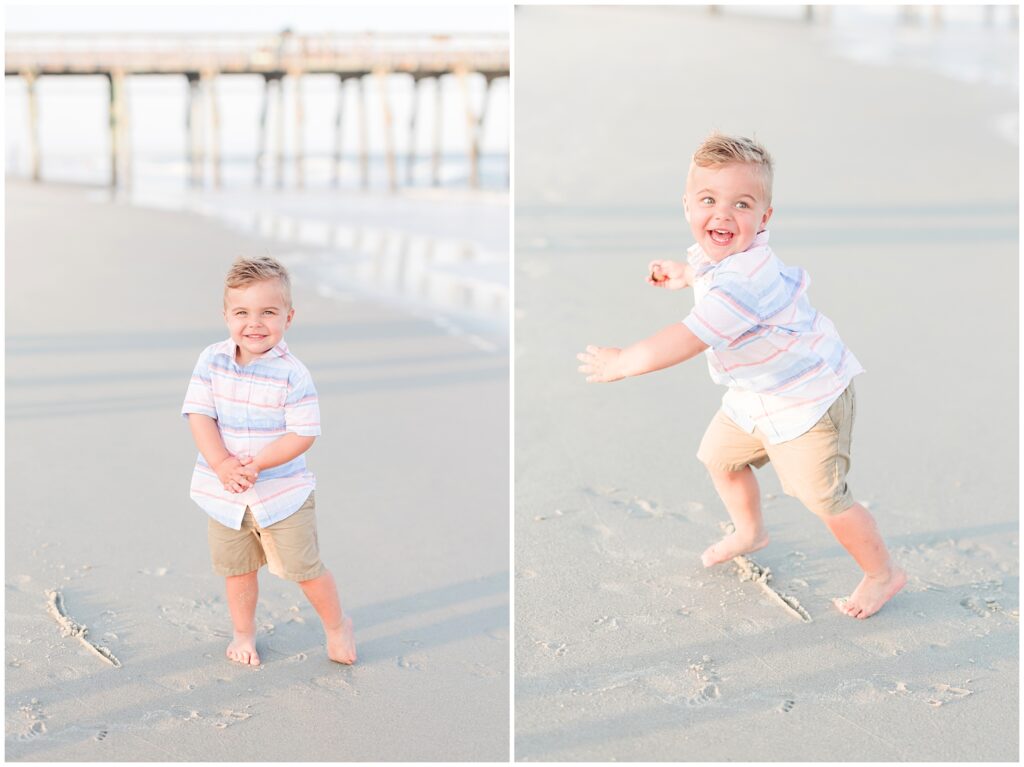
[{"x1": 6, "y1": 4, "x2": 510, "y2": 345}]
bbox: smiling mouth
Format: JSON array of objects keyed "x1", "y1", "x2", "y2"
[{"x1": 709, "y1": 229, "x2": 734, "y2": 246}]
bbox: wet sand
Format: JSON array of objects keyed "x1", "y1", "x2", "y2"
[
  {"x1": 5, "y1": 179, "x2": 509, "y2": 761},
  {"x1": 515, "y1": 6, "x2": 1018, "y2": 761}
]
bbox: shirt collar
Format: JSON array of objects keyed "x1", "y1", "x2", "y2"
[
  {"x1": 687, "y1": 229, "x2": 771, "y2": 276},
  {"x1": 224, "y1": 338, "x2": 289, "y2": 365}
]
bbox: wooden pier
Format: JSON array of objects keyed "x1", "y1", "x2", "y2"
[{"x1": 5, "y1": 31, "x2": 509, "y2": 190}]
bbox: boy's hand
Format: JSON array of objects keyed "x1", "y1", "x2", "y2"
[
  {"x1": 647, "y1": 260, "x2": 693, "y2": 290},
  {"x1": 215, "y1": 455, "x2": 258, "y2": 494},
  {"x1": 577, "y1": 345, "x2": 624, "y2": 383}
]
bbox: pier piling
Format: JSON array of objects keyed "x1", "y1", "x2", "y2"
[
  {"x1": 274, "y1": 75, "x2": 285, "y2": 189},
  {"x1": 432, "y1": 76, "x2": 443, "y2": 186},
  {"x1": 332, "y1": 74, "x2": 346, "y2": 187},
  {"x1": 375, "y1": 68, "x2": 398, "y2": 192},
  {"x1": 358, "y1": 75, "x2": 369, "y2": 189},
  {"x1": 25, "y1": 70, "x2": 40, "y2": 182},
  {"x1": 291, "y1": 68, "x2": 305, "y2": 189}
]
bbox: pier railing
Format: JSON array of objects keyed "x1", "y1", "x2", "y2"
[{"x1": 5, "y1": 31, "x2": 510, "y2": 190}]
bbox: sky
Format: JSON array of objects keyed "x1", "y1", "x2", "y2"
[{"x1": 4, "y1": 2, "x2": 510, "y2": 34}]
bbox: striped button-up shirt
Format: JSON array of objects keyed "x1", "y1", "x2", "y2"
[
  {"x1": 181, "y1": 339, "x2": 321, "y2": 529},
  {"x1": 682, "y1": 230, "x2": 863, "y2": 444}
]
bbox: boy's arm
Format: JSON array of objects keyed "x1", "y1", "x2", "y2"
[
  {"x1": 577, "y1": 322, "x2": 708, "y2": 383},
  {"x1": 187, "y1": 414, "x2": 255, "y2": 492},
  {"x1": 188, "y1": 413, "x2": 232, "y2": 469},
  {"x1": 251, "y1": 433, "x2": 316, "y2": 473}
]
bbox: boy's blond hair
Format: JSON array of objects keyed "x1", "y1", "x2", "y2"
[
  {"x1": 224, "y1": 255, "x2": 292, "y2": 307},
  {"x1": 692, "y1": 132, "x2": 774, "y2": 204}
]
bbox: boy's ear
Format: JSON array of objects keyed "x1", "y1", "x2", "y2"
[
  {"x1": 760, "y1": 206, "x2": 773, "y2": 231},
  {"x1": 285, "y1": 307, "x2": 295, "y2": 328},
  {"x1": 682, "y1": 194, "x2": 690, "y2": 223}
]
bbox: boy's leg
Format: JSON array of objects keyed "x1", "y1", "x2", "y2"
[
  {"x1": 824, "y1": 502, "x2": 906, "y2": 619},
  {"x1": 697, "y1": 410, "x2": 771, "y2": 567},
  {"x1": 702, "y1": 464, "x2": 770, "y2": 566},
  {"x1": 770, "y1": 385, "x2": 905, "y2": 618},
  {"x1": 225, "y1": 570, "x2": 261, "y2": 665},
  {"x1": 208, "y1": 510, "x2": 267, "y2": 666},
  {"x1": 299, "y1": 569, "x2": 356, "y2": 664}
]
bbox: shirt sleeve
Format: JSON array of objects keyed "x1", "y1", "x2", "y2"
[
  {"x1": 181, "y1": 347, "x2": 217, "y2": 420},
  {"x1": 682, "y1": 275, "x2": 762, "y2": 349},
  {"x1": 284, "y1": 371, "x2": 322, "y2": 437}
]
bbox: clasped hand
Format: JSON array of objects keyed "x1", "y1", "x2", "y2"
[{"x1": 215, "y1": 455, "x2": 259, "y2": 494}]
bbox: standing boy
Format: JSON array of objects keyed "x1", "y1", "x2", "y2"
[{"x1": 183, "y1": 256, "x2": 356, "y2": 664}]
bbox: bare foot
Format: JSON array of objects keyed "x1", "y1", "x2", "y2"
[
  {"x1": 832, "y1": 566, "x2": 907, "y2": 619},
  {"x1": 226, "y1": 632, "x2": 260, "y2": 666},
  {"x1": 701, "y1": 531, "x2": 770, "y2": 567},
  {"x1": 325, "y1": 615, "x2": 357, "y2": 665}
]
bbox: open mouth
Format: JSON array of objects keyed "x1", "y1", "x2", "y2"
[{"x1": 709, "y1": 229, "x2": 734, "y2": 246}]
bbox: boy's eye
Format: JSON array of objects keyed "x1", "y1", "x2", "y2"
[
  {"x1": 736, "y1": 201, "x2": 749, "y2": 209},
  {"x1": 701, "y1": 197, "x2": 714, "y2": 205}
]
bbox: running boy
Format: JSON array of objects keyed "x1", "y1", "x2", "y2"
[
  {"x1": 577, "y1": 133, "x2": 906, "y2": 619},
  {"x1": 182, "y1": 255, "x2": 356, "y2": 664}
]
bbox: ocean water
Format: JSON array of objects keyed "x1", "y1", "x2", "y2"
[
  {"x1": 724, "y1": 4, "x2": 1018, "y2": 145},
  {"x1": 5, "y1": 67, "x2": 510, "y2": 348}
]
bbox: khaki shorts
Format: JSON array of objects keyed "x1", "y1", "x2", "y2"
[
  {"x1": 208, "y1": 491, "x2": 324, "y2": 582},
  {"x1": 697, "y1": 384, "x2": 857, "y2": 518}
]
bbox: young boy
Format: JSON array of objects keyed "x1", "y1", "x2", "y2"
[
  {"x1": 182, "y1": 255, "x2": 356, "y2": 664},
  {"x1": 577, "y1": 133, "x2": 906, "y2": 619}
]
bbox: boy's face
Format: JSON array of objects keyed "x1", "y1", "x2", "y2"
[
  {"x1": 223, "y1": 278, "x2": 294, "y2": 365},
  {"x1": 683, "y1": 162, "x2": 773, "y2": 262}
]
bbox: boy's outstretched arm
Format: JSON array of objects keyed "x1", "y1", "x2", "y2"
[{"x1": 577, "y1": 322, "x2": 709, "y2": 383}]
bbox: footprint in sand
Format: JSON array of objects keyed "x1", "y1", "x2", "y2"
[
  {"x1": 926, "y1": 683, "x2": 973, "y2": 707},
  {"x1": 397, "y1": 656, "x2": 424, "y2": 670},
  {"x1": 535, "y1": 640, "x2": 568, "y2": 657},
  {"x1": 288, "y1": 653, "x2": 307, "y2": 663},
  {"x1": 627, "y1": 499, "x2": 658, "y2": 519},
  {"x1": 960, "y1": 596, "x2": 1003, "y2": 618},
  {"x1": 777, "y1": 699, "x2": 795, "y2": 713},
  {"x1": 686, "y1": 657, "x2": 721, "y2": 706},
  {"x1": 94, "y1": 729, "x2": 109, "y2": 742},
  {"x1": 18, "y1": 699, "x2": 48, "y2": 740},
  {"x1": 311, "y1": 675, "x2": 359, "y2": 694},
  {"x1": 212, "y1": 710, "x2": 253, "y2": 729},
  {"x1": 534, "y1": 508, "x2": 578, "y2": 521},
  {"x1": 467, "y1": 662, "x2": 502, "y2": 678}
]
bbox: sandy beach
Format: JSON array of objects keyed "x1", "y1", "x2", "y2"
[
  {"x1": 515, "y1": 6, "x2": 1018, "y2": 761},
  {"x1": 5, "y1": 179, "x2": 509, "y2": 760}
]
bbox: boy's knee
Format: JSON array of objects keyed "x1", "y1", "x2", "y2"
[
  {"x1": 705, "y1": 463, "x2": 749, "y2": 482},
  {"x1": 792, "y1": 486, "x2": 855, "y2": 519}
]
